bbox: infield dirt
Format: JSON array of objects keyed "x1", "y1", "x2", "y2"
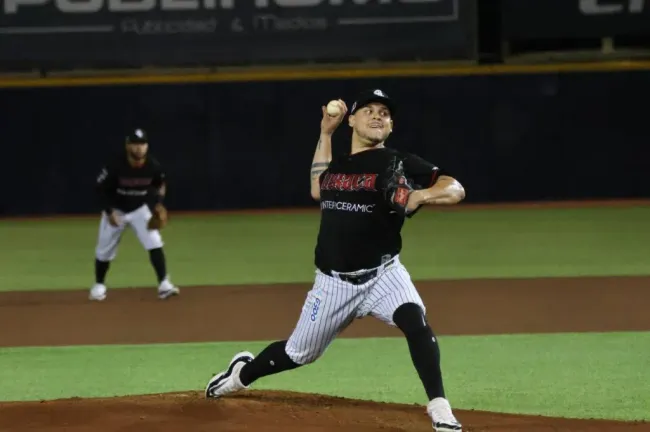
[{"x1": 1, "y1": 276, "x2": 649, "y2": 431}]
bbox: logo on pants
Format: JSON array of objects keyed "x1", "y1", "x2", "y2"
[{"x1": 310, "y1": 298, "x2": 321, "y2": 322}]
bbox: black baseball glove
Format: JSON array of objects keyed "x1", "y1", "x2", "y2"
[{"x1": 385, "y1": 157, "x2": 414, "y2": 217}]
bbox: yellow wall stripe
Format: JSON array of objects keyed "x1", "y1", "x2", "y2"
[{"x1": 1, "y1": 60, "x2": 650, "y2": 88}]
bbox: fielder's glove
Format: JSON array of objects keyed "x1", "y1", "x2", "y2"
[
  {"x1": 148, "y1": 204, "x2": 168, "y2": 230},
  {"x1": 385, "y1": 157, "x2": 414, "y2": 217}
]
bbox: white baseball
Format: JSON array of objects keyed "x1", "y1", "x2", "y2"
[{"x1": 326, "y1": 100, "x2": 342, "y2": 116}]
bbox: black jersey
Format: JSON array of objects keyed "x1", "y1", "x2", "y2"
[
  {"x1": 95, "y1": 153, "x2": 166, "y2": 214},
  {"x1": 314, "y1": 147, "x2": 440, "y2": 273}
]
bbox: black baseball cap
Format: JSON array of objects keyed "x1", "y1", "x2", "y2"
[
  {"x1": 350, "y1": 89, "x2": 396, "y2": 116},
  {"x1": 126, "y1": 128, "x2": 148, "y2": 144}
]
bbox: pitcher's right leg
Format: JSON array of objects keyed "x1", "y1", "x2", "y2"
[{"x1": 206, "y1": 271, "x2": 366, "y2": 398}]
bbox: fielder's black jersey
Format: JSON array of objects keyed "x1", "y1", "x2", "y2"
[
  {"x1": 314, "y1": 147, "x2": 440, "y2": 273},
  {"x1": 95, "y1": 153, "x2": 166, "y2": 214}
]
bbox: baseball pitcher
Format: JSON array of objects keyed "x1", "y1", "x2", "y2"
[{"x1": 205, "y1": 90, "x2": 465, "y2": 431}]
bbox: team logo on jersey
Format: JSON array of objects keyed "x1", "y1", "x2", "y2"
[
  {"x1": 119, "y1": 177, "x2": 153, "y2": 187},
  {"x1": 320, "y1": 173, "x2": 377, "y2": 192}
]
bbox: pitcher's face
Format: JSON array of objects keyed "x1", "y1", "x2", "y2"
[{"x1": 349, "y1": 102, "x2": 393, "y2": 145}]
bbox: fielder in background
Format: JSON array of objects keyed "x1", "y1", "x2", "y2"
[
  {"x1": 204, "y1": 90, "x2": 466, "y2": 432},
  {"x1": 89, "y1": 128, "x2": 180, "y2": 301}
]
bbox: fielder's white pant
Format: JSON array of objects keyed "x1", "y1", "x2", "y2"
[
  {"x1": 285, "y1": 255, "x2": 426, "y2": 365},
  {"x1": 95, "y1": 204, "x2": 164, "y2": 262}
]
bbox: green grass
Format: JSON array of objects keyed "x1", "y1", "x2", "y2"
[
  {"x1": 1, "y1": 206, "x2": 647, "y2": 424},
  {"x1": 1, "y1": 206, "x2": 649, "y2": 291},
  {"x1": 1, "y1": 332, "x2": 648, "y2": 421}
]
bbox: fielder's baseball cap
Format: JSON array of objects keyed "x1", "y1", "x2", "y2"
[
  {"x1": 126, "y1": 128, "x2": 148, "y2": 144},
  {"x1": 350, "y1": 89, "x2": 396, "y2": 116}
]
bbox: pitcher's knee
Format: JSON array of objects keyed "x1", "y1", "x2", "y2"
[
  {"x1": 393, "y1": 302, "x2": 428, "y2": 334},
  {"x1": 285, "y1": 343, "x2": 324, "y2": 366}
]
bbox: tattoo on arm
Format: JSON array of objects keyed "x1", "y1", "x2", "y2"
[{"x1": 310, "y1": 162, "x2": 329, "y2": 179}]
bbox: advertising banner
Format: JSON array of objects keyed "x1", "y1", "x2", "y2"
[
  {"x1": 0, "y1": 0, "x2": 477, "y2": 70},
  {"x1": 502, "y1": 0, "x2": 649, "y2": 39}
]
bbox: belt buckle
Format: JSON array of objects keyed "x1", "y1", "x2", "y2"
[
  {"x1": 336, "y1": 264, "x2": 385, "y2": 285},
  {"x1": 340, "y1": 272, "x2": 363, "y2": 285},
  {"x1": 356, "y1": 269, "x2": 377, "y2": 285},
  {"x1": 347, "y1": 275, "x2": 361, "y2": 284}
]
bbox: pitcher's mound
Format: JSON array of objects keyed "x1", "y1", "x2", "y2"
[{"x1": 0, "y1": 390, "x2": 645, "y2": 431}]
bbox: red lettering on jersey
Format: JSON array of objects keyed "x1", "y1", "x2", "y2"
[
  {"x1": 333, "y1": 174, "x2": 345, "y2": 191},
  {"x1": 320, "y1": 173, "x2": 330, "y2": 190},
  {"x1": 362, "y1": 174, "x2": 377, "y2": 191},
  {"x1": 348, "y1": 174, "x2": 359, "y2": 191},
  {"x1": 321, "y1": 173, "x2": 378, "y2": 192},
  {"x1": 329, "y1": 174, "x2": 337, "y2": 190},
  {"x1": 321, "y1": 173, "x2": 334, "y2": 191},
  {"x1": 341, "y1": 175, "x2": 352, "y2": 190},
  {"x1": 119, "y1": 177, "x2": 152, "y2": 187}
]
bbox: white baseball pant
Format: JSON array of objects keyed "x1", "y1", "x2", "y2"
[
  {"x1": 285, "y1": 255, "x2": 426, "y2": 365},
  {"x1": 94, "y1": 204, "x2": 164, "y2": 262}
]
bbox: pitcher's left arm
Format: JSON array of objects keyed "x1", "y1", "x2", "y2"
[
  {"x1": 407, "y1": 176, "x2": 465, "y2": 208},
  {"x1": 384, "y1": 153, "x2": 465, "y2": 217}
]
